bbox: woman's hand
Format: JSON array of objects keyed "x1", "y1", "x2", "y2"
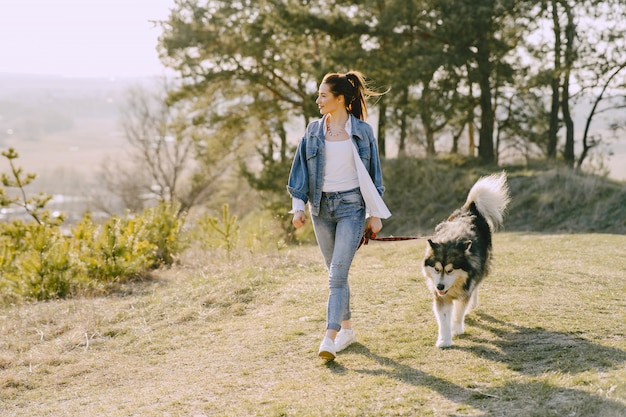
[
  {"x1": 366, "y1": 216, "x2": 382, "y2": 236},
  {"x1": 292, "y1": 210, "x2": 306, "y2": 229}
]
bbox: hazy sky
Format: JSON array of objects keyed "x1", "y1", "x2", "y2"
[{"x1": 0, "y1": 0, "x2": 175, "y2": 78}]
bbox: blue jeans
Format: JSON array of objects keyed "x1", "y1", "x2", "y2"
[{"x1": 311, "y1": 188, "x2": 366, "y2": 331}]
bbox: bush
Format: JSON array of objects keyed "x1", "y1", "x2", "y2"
[
  {"x1": 0, "y1": 204, "x2": 189, "y2": 302},
  {"x1": 195, "y1": 204, "x2": 239, "y2": 256},
  {"x1": 0, "y1": 221, "x2": 76, "y2": 300},
  {"x1": 0, "y1": 150, "x2": 188, "y2": 301},
  {"x1": 139, "y1": 202, "x2": 187, "y2": 267},
  {"x1": 71, "y1": 213, "x2": 156, "y2": 284}
]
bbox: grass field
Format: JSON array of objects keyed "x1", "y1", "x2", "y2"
[{"x1": 1, "y1": 233, "x2": 625, "y2": 416}]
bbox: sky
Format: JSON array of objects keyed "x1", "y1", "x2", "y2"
[{"x1": 0, "y1": 0, "x2": 176, "y2": 78}]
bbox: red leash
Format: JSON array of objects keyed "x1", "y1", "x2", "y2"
[{"x1": 358, "y1": 229, "x2": 427, "y2": 250}]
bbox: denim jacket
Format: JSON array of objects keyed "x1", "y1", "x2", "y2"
[{"x1": 287, "y1": 114, "x2": 385, "y2": 217}]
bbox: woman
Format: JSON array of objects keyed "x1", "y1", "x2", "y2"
[{"x1": 287, "y1": 71, "x2": 391, "y2": 360}]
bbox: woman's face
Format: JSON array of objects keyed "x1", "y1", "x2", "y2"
[{"x1": 316, "y1": 83, "x2": 344, "y2": 115}]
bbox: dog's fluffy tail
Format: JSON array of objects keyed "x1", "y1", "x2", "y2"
[{"x1": 465, "y1": 172, "x2": 511, "y2": 231}]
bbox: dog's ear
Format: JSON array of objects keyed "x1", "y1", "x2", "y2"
[{"x1": 427, "y1": 239, "x2": 438, "y2": 249}]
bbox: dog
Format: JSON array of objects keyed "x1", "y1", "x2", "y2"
[{"x1": 422, "y1": 172, "x2": 510, "y2": 348}]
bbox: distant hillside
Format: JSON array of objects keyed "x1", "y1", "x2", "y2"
[
  {"x1": 0, "y1": 74, "x2": 154, "y2": 145},
  {"x1": 0, "y1": 74, "x2": 165, "y2": 182},
  {"x1": 381, "y1": 158, "x2": 626, "y2": 236}
]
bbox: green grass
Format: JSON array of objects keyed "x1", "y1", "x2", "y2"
[{"x1": 1, "y1": 233, "x2": 625, "y2": 416}]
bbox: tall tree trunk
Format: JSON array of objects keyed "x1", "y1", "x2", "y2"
[
  {"x1": 468, "y1": 79, "x2": 476, "y2": 157},
  {"x1": 561, "y1": 74, "x2": 574, "y2": 167},
  {"x1": 562, "y1": 1, "x2": 575, "y2": 166},
  {"x1": 425, "y1": 127, "x2": 435, "y2": 156},
  {"x1": 398, "y1": 87, "x2": 408, "y2": 157},
  {"x1": 377, "y1": 97, "x2": 387, "y2": 158},
  {"x1": 548, "y1": 0, "x2": 562, "y2": 160},
  {"x1": 421, "y1": 83, "x2": 436, "y2": 156},
  {"x1": 468, "y1": 121, "x2": 475, "y2": 157},
  {"x1": 279, "y1": 122, "x2": 287, "y2": 163},
  {"x1": 476, "y1": 37, "x2": 495, "y2": 164},
  {"x1": 451, "y1": 121, "x2": 465, "y2": 154}
]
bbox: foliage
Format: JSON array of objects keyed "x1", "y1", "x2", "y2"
[
  {"x1": 98, "y1": 81, "x2": 239, "y2": 216},
  {"x1": 157, "y1": 0, "x2": 626, "y2": 195},
  {"x1": 0, "y1": 203, "x2": 187, "y2": 301},
  {"x1": 0, "y1": 147, "x2": 65, "y2": 226},
  {"x1": 527, "y1": 0, "x2": 626, "y2": 167},
  {"x1": 195, "y1": 204, "x2": 240, "y2": 257},
  {"x1": 71, "y1": 213, "x2": 156, "y2": 284},
  {"x1": 0, "y1": 151, "x2": 188, "y2": 301},
  {"x1": 138, "y1": 202, "x2": 188, "y2": 267},
  {"x1": 0, "y1": 221, "x2": 76, "y2": 300},
  {"x1": 239, "y1": 133, "x2": 296, "y2": 241}
]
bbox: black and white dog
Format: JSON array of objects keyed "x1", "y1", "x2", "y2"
[{"x1": 422, "y1": 172, "x2": 510, "y2": 348}]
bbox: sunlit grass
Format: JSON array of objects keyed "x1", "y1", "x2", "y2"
[{"x1": 0, "y1": 233, "x2": 625, "y2": 416}]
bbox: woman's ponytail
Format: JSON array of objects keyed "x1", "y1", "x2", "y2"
[{"x1": 322, "y1": 71, "x2": 386, "y2": 121}]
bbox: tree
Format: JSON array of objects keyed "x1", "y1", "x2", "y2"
[
  {"x1": 577, "y1": 61, "x2": 626, "y2": 169},
  {"x1": 157, "y1": 0, "x2": 336, "y2": 206},
  {"x1": 571, "y1": 0, "x2": 626, "y2": 169},
  {"x1": 547, "y1": 0, "x2": 563, "y2": 160},
  {"x1": 531, "y1": 0, "x2": 626, "y2": 168},
  {"x1": 156, "y1": 0, "x2": 625, "y2": 177},
  {"x1": 98, "y1": 81, "x2": 239, "y2": 216},
  {"x1": 427, "y1": 0, "x2": 536, "y2": 164}
]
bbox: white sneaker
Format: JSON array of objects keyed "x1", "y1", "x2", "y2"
[
  {"x1": 335, "y1": 329, "x2": 356, "y2": 352},
  {"x1": 318, "y1": 337, "x2": 336, "y2": 360}
]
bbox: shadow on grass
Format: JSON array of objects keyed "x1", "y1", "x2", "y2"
[
  {"x1": 339, "y1": 333, "x2": 626, "y2": 416},
  {"x1": 463, "y1": 312, "x2": 626, "y2": 375},
  {"x1": 349, "y1": 343, "x2": 471, "y2": 403}
]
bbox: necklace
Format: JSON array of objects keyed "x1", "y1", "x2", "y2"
[{"x1": 326, "y1": 121, "x2": 346, "y2": 137}]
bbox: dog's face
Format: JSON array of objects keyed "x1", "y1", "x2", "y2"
[{"x1": 423, "y1": 239, "x2": 471, "y2": 298}]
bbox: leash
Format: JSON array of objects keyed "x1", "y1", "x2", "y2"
[{"x1": 358, "y1": 229, "x2": 427, "y2": 250}]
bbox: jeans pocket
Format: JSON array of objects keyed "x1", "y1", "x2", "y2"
[{"x1": 341, "y1": 192, "x2": 364, "y2": 206}]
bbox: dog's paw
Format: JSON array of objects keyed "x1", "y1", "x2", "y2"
[
  {"x1": 436, "y1": 338, "x2": 452, "y2": 348},
  {"x1": 452, "y1": 324, "x2": 464, "y2": 336}
]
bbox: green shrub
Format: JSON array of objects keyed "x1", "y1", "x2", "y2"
[
  {"x1": 0, "y1": 150, "x2": 190, "y2": 301},
  {"x1": 0, "y1": 204, "x2": 189, "y2": 301},
  {"x1": 195, "y1": 204, "x2": 239, "y2": 256},
  {"x1": 139, "y1": 202, "x2": 187, "y2": 267},
  {"x1": 71, "y1": 213, "x2": 156, "y2": 283},
  {"x1": 0, "y1": 222, "x2": 76, "y2": 300}
]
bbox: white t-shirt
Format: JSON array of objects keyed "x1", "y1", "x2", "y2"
[{"x1": 322, "y1": 139, "x2": 359, "y2": 192}]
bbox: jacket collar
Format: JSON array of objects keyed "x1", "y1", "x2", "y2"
[
  {"x1": 315, "y1": 113, "x2": 364, "y2": 141},
  {"x1": 348, "y1": 114, "x2": 365, "y2": 141}
]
